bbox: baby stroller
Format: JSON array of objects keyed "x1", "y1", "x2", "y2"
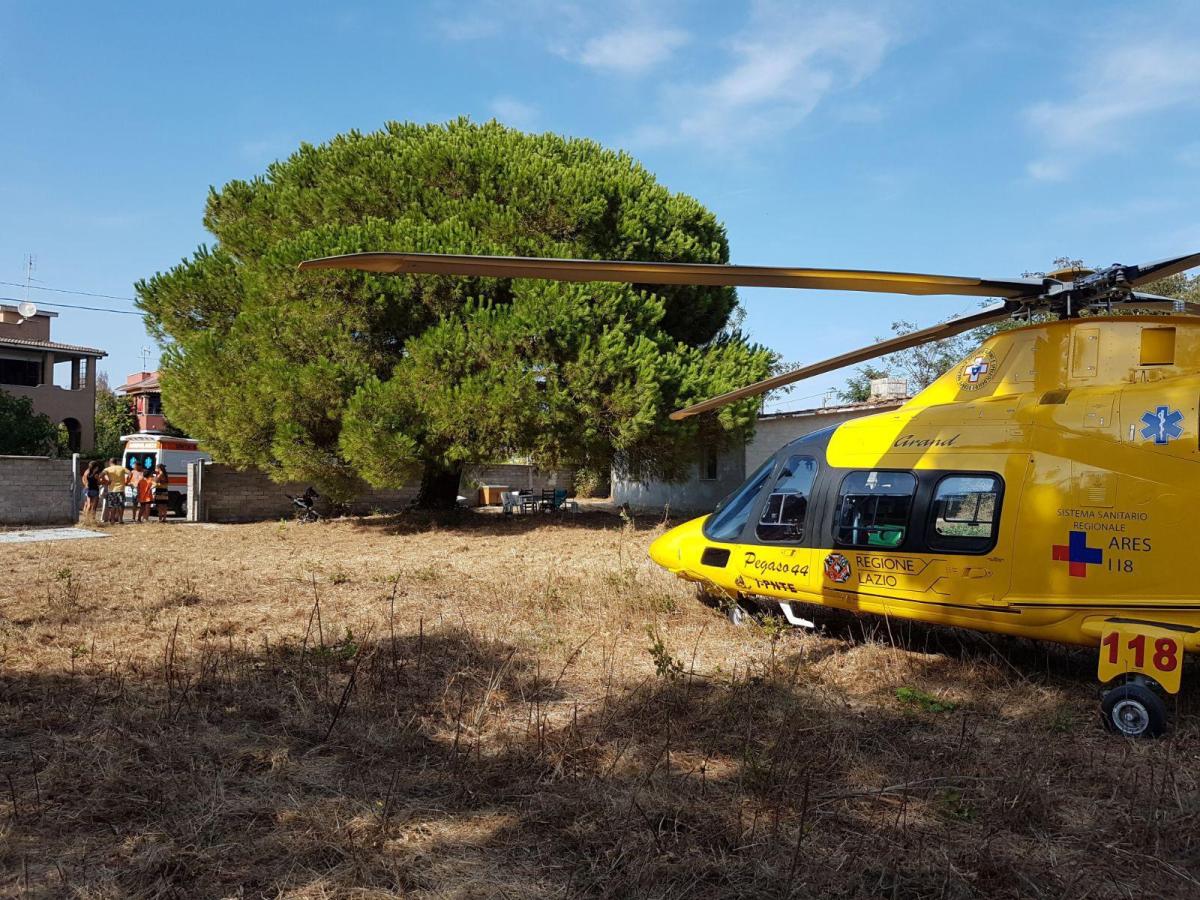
[{"x1": 286, "y1": 487, "x2": 322, "y2": 523}]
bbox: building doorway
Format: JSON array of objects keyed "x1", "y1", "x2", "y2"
[{"x1": 62, "y1": 417, "x2": 81, "y2": 454}]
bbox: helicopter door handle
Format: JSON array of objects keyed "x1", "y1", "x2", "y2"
[{"x1": 964, "y1": 567, "x2": 991, "y2": 579}]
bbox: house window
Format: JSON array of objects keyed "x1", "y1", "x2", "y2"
[
  {"x1": 0, "y1": 357, "x2": 40, "y2": 387},
  {"x1": 756, "y1": 454, "x2": 818, "y2": 542},
  {"x1": 833, "y1": 470, "x2": 917, "y2": 549},
  {"x1": 927, "y1": 474, "x2": 1002, "y2": 553},
  {"x1": 146, "y1": 392, "x2": 163, "y2": 415},
  {"x1": 699, "y1": 445, "x2": 719, "y2": 481}
]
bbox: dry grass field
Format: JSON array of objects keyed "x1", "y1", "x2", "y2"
[{"x1": 2, "y1": 510, "x2": 1199, "y2": 898}]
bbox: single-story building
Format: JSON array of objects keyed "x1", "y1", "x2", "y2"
[{"x1": 612, "y1": 378, "x2": 910, "y2": 515}]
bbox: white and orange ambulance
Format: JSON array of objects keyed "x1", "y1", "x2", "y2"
[{"x1": 120, "y1": 433, "x2": 211, "y2": 516}]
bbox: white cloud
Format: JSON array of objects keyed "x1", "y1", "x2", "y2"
[
  {"x1": 489, "y1": 96, "x2": 539, "y2": 129},
  {"x1": 438, "y1": 1, "x2": 897, "y2": 150},
  {"x1": 634, "y1": 2, "x2": 896, "y2": 148},
  {"x1": 576, "y1": 25, "x2": 689, "y2": 74},
  {"x1": 1026, "y1": 159, "x2": 1067, "y2": 182},
  {"x1": 1023, "y1": 32, "x2": 1200, "y2": 179},
  {"x1": 438, "y1": 1, "x2": 682, "y2": 73}
]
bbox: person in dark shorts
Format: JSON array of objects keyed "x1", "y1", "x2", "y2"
[
  {"x1": 100, "y1": 457, "x2": 128, "y2": 524},
  {"x1": 80, "y1": 460, "x2": 102, "y2": 523},
  {"x1": 153, "y1": 464, "x2": 170, "y2": 522}
]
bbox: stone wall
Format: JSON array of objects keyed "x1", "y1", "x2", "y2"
[
  {"x1": 188, "y1": 462, "x2": 419, "y2": 523},
  {"x1": 0, "y1": 455, "x2": 77, "y2": 525}
]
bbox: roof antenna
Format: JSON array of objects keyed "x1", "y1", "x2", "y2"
[
  {"x1": 17, "y1": 254, "x2": 37, "y2": 322},
  {"x1": 140, "y1": 346, "x2": 153, "y2": 371}
]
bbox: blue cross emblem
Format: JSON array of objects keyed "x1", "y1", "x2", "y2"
[
  {"x1": 967, "y1": 356, "x2": 989, "y2": 383},
  {"x1": 1140, "y1": 406, "x2": 1184, "y2": 444}
]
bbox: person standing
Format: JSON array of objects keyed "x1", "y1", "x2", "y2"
[
  {"x1": 127, "y1": 462, "x2": 144, "y2": 522},
  {"x1": 80, "y1": 460, "x2": 102, "y2": 523},
  {"x1": 153, "y1": 464, "x2": 170, "y2": 522},
  {"x1": 136, "y1": 466, "x2": 154, "y2": 523},
  {"x1": 100, "y1": 457, "x2": 128, "y2": 524}
]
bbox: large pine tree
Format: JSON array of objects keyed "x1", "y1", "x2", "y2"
[{"x1": 137, "y1": 119, "x2": 773, "y2": 506}]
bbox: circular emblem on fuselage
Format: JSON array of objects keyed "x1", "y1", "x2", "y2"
[
  {"x1": 824, "y1": 552, "x2": 852, "y2": 584},
  {"x1": 957, "y1": 347, "x2": 998, "y2": 392}
]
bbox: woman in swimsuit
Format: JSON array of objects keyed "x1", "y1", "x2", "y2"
[{"x1": 80, "y1": 460, "x2": 102, "y2": 523}]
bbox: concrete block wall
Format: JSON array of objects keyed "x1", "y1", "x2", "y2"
[
  {"x1": 189, "y1": 462, "x2": 419, "y2": 523},
  {"x1": 465, "y1": 463, "x2": 576, "y2": 501},
  {"x1": 0, "y1": 456, "x2": 76, "y2": 525}
]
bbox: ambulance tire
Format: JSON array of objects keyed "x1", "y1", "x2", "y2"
[
  {"x1": 169, "y1": 492, "x2": 186, "y2": 518},
  {"x1": 1100, "y1": 682, "x2": 1167, "y2": 738}
]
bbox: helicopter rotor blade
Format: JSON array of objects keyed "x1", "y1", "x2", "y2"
[
  {"x1": 298, "y1": 252, "x2": 1045, "y2": 300},
  {"x1": 1128, "y1": 251, "x2": 1200, "y2": 287},
  {"x1": 669, "y1": 305, "x2": 1012, "y2": 421}
]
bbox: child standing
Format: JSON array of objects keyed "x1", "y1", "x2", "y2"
[{"x1": 137, "y1": 466, "x2": 155, "y2": 523}]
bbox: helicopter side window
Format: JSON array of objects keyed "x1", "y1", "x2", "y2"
[
  {"x1": 756, "y1": 454, "x2": 818, "y2": 541},
  {"x1": 833, "y1": 470, "x2": 917, "y2": 549},
  {"x1": 703, "y1": 458, "x2": 776, "y2": 542},
  {"x1": 927, "y1": 475, "x2": 1001, "y2": 553}
]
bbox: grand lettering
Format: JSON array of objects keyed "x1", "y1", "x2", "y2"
[{"x1": 892, "y1": 433, "x2": 959, "y2": 448}]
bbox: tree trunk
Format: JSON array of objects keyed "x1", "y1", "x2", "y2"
[{"x1": 416, "y1": 460, "x2": 463, "y2": 509}]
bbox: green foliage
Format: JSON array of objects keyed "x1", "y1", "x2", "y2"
[
  {"x1": 836, "y1": 364, "x2": 889, "y2": 403},
  {"x1": 93, "y1": 375, "x2": 137, "y2": 460},
  {"x1": 645, "y1": 625, "x2": 685, "y2": 679},
  {"x1": 936, "y1": 788, "x2": 976, "y2": 822},
  {"x1": 895, "y1": 686, "x2": 956, "y2": 713},
  {"x1": 137, "y1": 119, "x2": 773, "y2": 505},
  {"x1": 0, "y1": 389, "x2": 65, "y2": 456}
]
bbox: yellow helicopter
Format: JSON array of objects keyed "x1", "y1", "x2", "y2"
[{"x1": 301, "y1": 249, "x2": 1200, "y2": 737}]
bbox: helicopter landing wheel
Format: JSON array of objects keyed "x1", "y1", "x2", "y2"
[
  {"x1": 722, "y1": 596, "x2": 762, "y2": 627},
  {"x1": 1100, "y1": 680, "x2": 1168, "y2": 738}
]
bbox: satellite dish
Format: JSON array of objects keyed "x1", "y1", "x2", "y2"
[{"x1": 17, "y1": 301, "x2": 37, "y2": 319}]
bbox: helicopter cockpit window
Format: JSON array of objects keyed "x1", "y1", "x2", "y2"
[
  {"x1": 703, "y1": 458, "x2": 776, "y2": 543},
  {"x1": 833, "y1": 470, "x2": 917, "y2": 549},
  {"x1": 756, "y1": 454, "x2": 818, "y2": 541},
  {"x1": 928, "y1": 475, "x2": 1001, "y2": 553}
]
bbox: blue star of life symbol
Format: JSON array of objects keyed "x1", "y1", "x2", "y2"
[
  {"x1": 967, "y1": 356, "x2": 989, "y2": 383},
  {"x1": 1140, "y1": 405, "x2": 1184, "y2": 445}
]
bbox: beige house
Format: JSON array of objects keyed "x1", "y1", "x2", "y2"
[
  {"x1": 0, "y1": 305, "x2": 105, "y2": 453},
  {"x1": 612, "y1": 378, "x2": 911, "y2": 515}
]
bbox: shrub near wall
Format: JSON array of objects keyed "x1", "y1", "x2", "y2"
[{"x1": 0, "y1": 456, "x2": 75, "y2": 525}]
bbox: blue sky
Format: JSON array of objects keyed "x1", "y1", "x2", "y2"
[{"x1": 2, "y1": 0, "x2": 1198, "y2": 407}]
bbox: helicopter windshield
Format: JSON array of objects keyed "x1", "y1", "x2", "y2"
[{"x1": 703, "y1": 457, "x2": 775, "y2": 542}]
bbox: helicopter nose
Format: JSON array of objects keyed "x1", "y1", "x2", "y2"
[{"x1": 648, "y1": 521, "x2": 695, "y2": 571}]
